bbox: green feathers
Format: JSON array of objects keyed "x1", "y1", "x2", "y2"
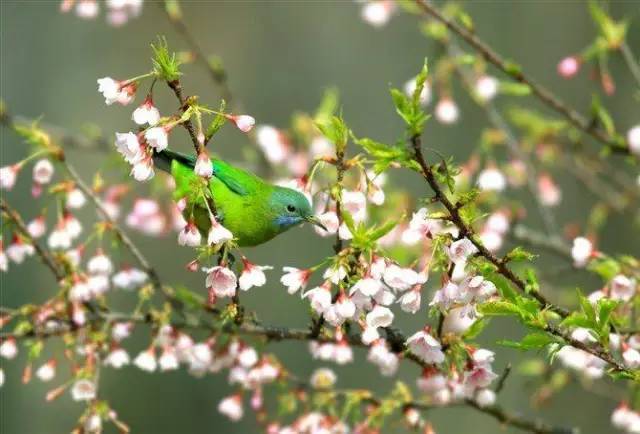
[{"x1": 155, "y1": 149, "x2": 320, "y2": 247}]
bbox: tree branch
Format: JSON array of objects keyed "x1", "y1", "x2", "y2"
[{"x1": 414, "y1": 0, "x2": 632, "y2": 156}]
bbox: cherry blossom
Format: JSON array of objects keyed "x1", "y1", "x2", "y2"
[
  {"x1": 239, "y1": 258, "x2": 272, "y2": 291},
  {"x1": 132, "y1": 96, "x2": 160, "y2": 126},
  {"x1": 70, "y1": 379, "x2": 96, "y2": 401},
  {"x1": 178, "y1": 221, "x2": 201, "y2": 247},
  {"x1": 435, "y1": 98, "x2": 459, "y2": 124},
  {"x1": 32, "y1": 159, "x2": 54, "y2": 185},
  {"x1": 571, "y1": 236, "x2": 593, "y2": 268},
  {"x1": 218, "y1": 395, "x2": 244, "y2": 421},
  {"x1": 144, "y1": 126, "x2": 170, "y2": 152},
  {"x1": 280, "y1": 267, "x2": 311, "y2": 295},
  {"x1": 406, "y1": 330, "x2": 445, "y2": 364},
  {"x1": 204, "y1": 266, "x2": 237, "y2": 298},
  {"x1": 226, "y1": 114, "x2": 255, "y2": 133},
  {"x1": 557, "y1": 56, "x2": 581, "y2": 78},
  {"x1": 366, "y1": 305, "x2": 394, "y2": 328}
]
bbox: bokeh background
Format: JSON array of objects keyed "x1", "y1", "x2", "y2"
[{"x1": 2, "y1": 1, "x2": 639, "y2": 433}]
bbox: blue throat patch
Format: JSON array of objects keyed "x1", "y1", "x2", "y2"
[{"x1": 274, "y1": 215, "x2": 304, "y2": 229}]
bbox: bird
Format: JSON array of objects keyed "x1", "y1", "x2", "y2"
[{"x1": 154, "y1": 149, "x2": 325, "y2": 247}]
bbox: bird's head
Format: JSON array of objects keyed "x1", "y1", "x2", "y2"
[{"x1": 270, "y1": 187, "x2": 326, "y2": 232}]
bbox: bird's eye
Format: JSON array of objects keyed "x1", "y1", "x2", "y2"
[{"x1": 286, "y1": 205, "x2": 296, "y2": 213}]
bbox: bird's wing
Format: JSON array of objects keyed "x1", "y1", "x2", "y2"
[{"x1": 212, "y1": 160, "x2": 262, "y2": 196}]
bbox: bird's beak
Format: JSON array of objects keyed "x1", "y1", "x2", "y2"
[{"x1": 305, "y1": 215, "x2": 328, "y2": 232}]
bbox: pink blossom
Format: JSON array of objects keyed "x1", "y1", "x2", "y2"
[
  {"x1": 398, "y1": 288, "x2": 421, "y2": 313},
  {"x1": 6, "y1": 237, "x2": 35, "y2": 264},
  {"x1": 406, "y1": 330, "x2": 445, "y2": 364},
  {"x1": 194, "y1": 152, "x2": 213, "y2": 178},
  {"x1": 342, "y1": 190, "x2": 367, "y2": 222},
  {"x1": 0, "y1": 164, "x2": 20, "y2": 190},
  {"x1": 226, "y1": 114, "x2": 255, "y2": 133},
  {"x1": 71, "y1": 379, "x2": 96, "y2": 401},
  {"x1": 104, "y1": 348, "x2": 131, "y2": 369},
  {"x1": 323, "y1": 265, "x2": 347, "y2": 285},
  {"x1": 32, "y1": 159, "x2": 54, "y2": 184},
  {"x1": 87, "y1": 249, "x2": 113, "y2": 275},
  {"x1": 477, "y1": 167, "x2": 506, "y2": 192},
  {"x1": 537, "y1": 173, "x2": 561, "y2": 207},
  {"x1": 475, "y1": 75, "x2": 499, "y2": 102},
  {"x1": 26, "y1": 216, "x2": 46, "y2": 239},
  {"x1": 204, "y1": 266, "x2": 237, "y2": 298},
  {"x1": 571, "y1": 236, "x2": 593, "y2": 268},
  {"x1": 383, "y1": 264, "x2": 419, "y2": 291},
  {"x1": 115, "y1": 132, "x2": 143, "y2": 164},
  {"x1": 448, "y1": 238, "x2": 478, "y2": 264},
  {"x1": 239, "y1": 257, "x2": 272, "y2": 291},
  {"x1": 132, "y1": 96, "x2": 160, "y2": 126},
  {"x1": 335, "y1": 294, "x2": 356, "y2": 320},
  {"x1": 178, "y1": 221, "x2": 201, "y2": 247},
  {"x1": 627, "y1": 125, "x2": 640, "y2": 156},
  {"x1": 303, "y1": 284, "x2": 332, "y2": 314},
  {"x1": 464, "y1": 364, "x2": 498, "y2": 389},
  {"x1": 144, "y1": 126, "x2": 169, "y2": 152},
  {"x1": 610, "y1": 274, "x2": 636, "y2": 302},
  {"x1": 112, "y1": 267, "x2": 148, "y2": 290},
  {"x1": 133, "y1": 348, "x2": 157, "y2": 372},
  {"x1": 361, "y1": 0, "x2": 396, "y2": 28},
  {"x1": 256, "y1": 125, "x2": 289, "y2": 164},
  {"x1": 313, "y1": 211, "x2": 339, "y2": 237},
  {"x1": 131, "y1": 158, "x2": 155, "y2": 182},
  {"x1": 435, "y1": 98, "x2": 459, "y2": 124},
  {"x1": 0, "y1": 338, "x2": 18, "y2": 359},
  {"x1": 475, "y1": 389, "x2": 496, "y2": 407},
  {"x1": 218, "y1": 395, "x2": 243, "y2": 421},
  {"x1": 557, "y1": 56, "x2": 581, "y2": 78},
  {"x1": 366, "y1": 305, "x2": 394, "y2": 328},
  {"x1": 350, "y1": 275, "x2": 382, "y2": 297},
  {"x1": 158, "y1": 347, "x2": 179, "y2": 371},
  {"x1": 280, "y1": 267, "x2": 311, "y2": 294},
  {"x1": 76, "y1": 0, "x2": 99, "y2": 19},
  {"x1": 35, "y1": 359, "x2": 57, "y2": 382}
]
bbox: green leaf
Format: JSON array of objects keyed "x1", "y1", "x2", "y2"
[
  {"x1": 151, "y1": 37, "x2": 182, "y2": 82},
  {"x1": 588, "y1": 257, "x2": 620, "y2": 281},
  {"x1": 499, "y1": 332, "x2": 557, "y2": 350},
  {"x1": 206, "y1": 99, "x2": 227, "y2": 138},
  {"x1": 505, "y1": 246, "x2": 537, "y2": 262},
  {"x1": 560, "y1": 312, "x2": 593, "y2": 329},
  {"x1": 590, "y1": 95, "x2": 616, "y2": 136},
  {"x1": 314, "y1": 88, "x2": 339, "y2": 125},
  {"x1": 462, "y1": 317, "x2": 490, "y2": 339},
  {"x1": 316, "y1": 115, "x2": 349, "y2": 153},
  {"x1": 478, "y1": 300, "x2": 522, "y2": 316},
  {"x1": 499, "y1": 82, "x2": 531, "y2": 96}
]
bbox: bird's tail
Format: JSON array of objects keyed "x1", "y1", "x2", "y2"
[{"x1": 153, "y1": 149, "x2": 196, "y2": 173}]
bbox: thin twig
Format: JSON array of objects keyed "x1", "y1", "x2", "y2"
[
  {"x1": 159, "y1": 0, "x2": 233, "y2": 104},
  {"x1": 620, "y1": 41, "x2": 640, "y2": 89},
  {"x1": 0, "y1": 199, "x2": 65, "y2": 281},
  {"x1": 414, "y1": 0, "x2": 632, "y2": 156}
]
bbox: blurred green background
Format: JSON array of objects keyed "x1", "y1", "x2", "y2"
[{"x1": 1, "y1": 1, "x2": 639, "y2": 433}]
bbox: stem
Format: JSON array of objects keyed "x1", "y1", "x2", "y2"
[
  {"x1": 413, "y1": 0, "x2": 632, "y2": 156},
  {"x1": 620, "y1": 41, "x2": 640, "y2": 89},
  {"x1": 0, "y1": 199, "x2": 65, "y2": 281}
]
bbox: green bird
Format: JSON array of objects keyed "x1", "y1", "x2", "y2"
[{"x1": 154, "y1": 149, "x2": 325, "y2": 247}]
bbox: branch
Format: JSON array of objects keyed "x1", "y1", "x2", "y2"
[
  {"x1": 0, "y1": 198, "x2": 65, "y2": 281},
  {"x1": 414, "y1": 0, "x2": 633, "y2": 156},
  {"x1": 160, "y1": 0, "x2": 233, "y2": 104},
  {"x1": 0, "y1": 304, "x2": 574, "y2": 434},
  {"x1": 409, "y1": 134, "x2": 633, "y2": 375}
]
